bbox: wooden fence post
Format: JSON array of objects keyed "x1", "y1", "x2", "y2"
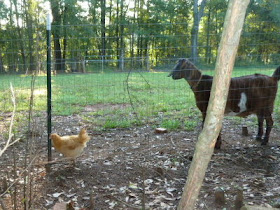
[{"x1": 178, "y1": 0, "x2": 250, "y2": 209}]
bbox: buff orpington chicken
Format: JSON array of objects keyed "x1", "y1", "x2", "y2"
[{"x1": 50, "y1": 128, "x2": 90, "y2": 163}]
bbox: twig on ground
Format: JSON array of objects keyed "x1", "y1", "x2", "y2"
[
  {"x1": 34, "y1": 157, "x2": 77, "y2": 166},
  {"x1": 0, "y1": 153, "x2": 39, "y2": 198},
  {"x1": 124, "y1": 69, "x2": 140, "y2": 122},
  {"x1": 170, "y1": 137, "x2": 176, "y2": 148},
  {"x1": 124, "y1": 69, "x2": 152, "y2": 123},
  {"x1": 0, "y1": 83, "x2": 18, "y2": 157},
  {"x1": 109, "y1": 194, "x2": 141, "y2": 209},
  {"x1": 141, "y1": 166, "x2": 146, "y2": 210},
  {"x1": 12, "y1": 149, "x2": 17, "y2": 210}
]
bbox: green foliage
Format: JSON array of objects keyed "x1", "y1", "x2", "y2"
[
  {"x1": 1, "y1": 66, "x2": 280, "y2": 130},
  {"x1": 0, "y1": 71, "x2": 191, "y2": 129},
  {"x1": 160, "y1": 119, "x2": 181, "y2": 130},
  {"x1": 1, "y1": 0, "x2": 280, "y2": 74},
  {"x1": 184, "y1": 120, "x2": 198, "y2": 131},
  {"x1": 0, "y1": 1, "x2": 8, "y2": 20},
  {"x1": 103, "y1": 118, "x2": 133, "y2": 129},
  {"x1": 1, "y1": 0, "x2": 280, "y2": 130}
]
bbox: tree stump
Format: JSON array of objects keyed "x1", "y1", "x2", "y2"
[
  {"x1": 234, "y1": 188, "x2": 244, "y2": 209},
  {"x1": 242, "y1": 126, "x2": 249, "y2": 136},
  {"x1": 214, "y1": 188, "x2": 226, "y2": 205}
]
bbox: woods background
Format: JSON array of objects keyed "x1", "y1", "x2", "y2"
[
  {"x1": 1, "y1": 0, "x2": 280, "y2": 74},
  {"x1": 1, "y1": 1, "x2": 280, "y2": 209}
]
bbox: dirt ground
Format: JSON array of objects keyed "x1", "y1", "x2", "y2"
[{"x1": 1, "y1": 113, "x2": 280, "y2": 210}]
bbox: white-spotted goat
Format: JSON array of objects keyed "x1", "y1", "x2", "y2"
[{"x1": 168, "y1": 58, "x2": 280, "y2": 149}]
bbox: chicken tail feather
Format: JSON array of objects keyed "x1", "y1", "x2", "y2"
[{"x1": 78, "y1": 128, "x2": 90, "y2": 144}]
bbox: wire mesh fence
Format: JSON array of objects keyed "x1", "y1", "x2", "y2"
[{"x1": 1, "y1": 14, "x2": 280, "y2": 209}]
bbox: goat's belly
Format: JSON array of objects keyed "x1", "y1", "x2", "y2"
[
  {"x1": 226, "y1": 111, "x2": 240, "y2": 116},
  {"x1": 225, "y1": 110, "x2": 251, "y2": 117},
  {"x1": 226, "y1": 111, "x2": 247, "y2": 117},
  {"x1": 226, "y1": 92, "x2": 248, "y2": 117}
]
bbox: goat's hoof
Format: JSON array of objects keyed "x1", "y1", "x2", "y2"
[
  {"x1": 214, "y1": 143, "x2": 221, "y2": 149},
  {"x1": 255, "y1": 136, "x2": 262, "y2": 142},
  {"x1": 261, "y1": 141, "x2": 268, "y2": 145}
]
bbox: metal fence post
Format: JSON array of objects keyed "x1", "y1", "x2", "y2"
[{"x1": 46, "y1": 14, "x2": 52, "y2": 171}]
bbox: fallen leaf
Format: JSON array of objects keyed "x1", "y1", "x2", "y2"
[
  {"x1": 109, "y1": 201, "x2": 117, "y2": 209},
  {"x1": 129, "y1": 182, "x2": 139, "y2": 190},
  {"x1": 66, "y1": 193, "x2": 76, "y2": 198},
  {"x1": 268, "y1": 155, "x2": 277, "y2": 160},
  {"x1": 52, "y1": 192, "x2": 64, "y2": 198},
  {"x1": 103, "y1": 161, "x2": 113, "y2": 166},
  {"x1": 144, "y1": 179, "x2": 153, "y2": 185},
  {"x1": 45, "y1": 199, "x2": 53, "y2": 206},
  {"x1": 155, "y1": 128, "x2": 167, "y2": 134}
]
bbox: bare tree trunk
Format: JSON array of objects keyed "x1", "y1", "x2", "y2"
[
  {"x1": 0, "y1": 50, "x2": 4, "y2": 73},
  {"x1": 101, "y1": 0, "x2": 106, "y2": 58},
  {"x1": 130, "y1": 0, "x2": 137, "y2": 69},
  {"x1": 119, "y1": 0, "x2": 125, "y2": 71},
  {"x1": 62, "y1": 3, "x2": 68, "y2": 72},
  {"x1": 116, "y1": 0, "x2": 120, "y2": 69},
  {"x1": 205, "y1": 7, "x2": 212, "y2": 64},
  {"x1": 191, "y1": 0, "x2": 207, "y2": 64},
  {"x1": 178, "y1": 0, "x2": 250, "y2": 209},
  {"x1": 23, "y1": 0, "x2": 37, "y2": 74},
  {"x1": 12, "y1": 0, "x2": 27, "y2": 73},
  {"x1": 50, "y1": 0, "x2": 65, "y2": 73}
]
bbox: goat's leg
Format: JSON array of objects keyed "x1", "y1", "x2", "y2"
[
  {"x1": 256, "y1": 114, "x2": 264, "y2": 141},
  {"x1": 262, "y1": 114, "x2": 273, "y2": 145},
  {"x1": 202, "y1": 112, "x2": 206, "y2": 128},
  {"x1": 215, "y1": 133, "x2": 222, "y2": 149}
]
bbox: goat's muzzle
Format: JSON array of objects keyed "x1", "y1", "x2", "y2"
[{"x1": 167, "y1": 72, "x2": 173, "y2": 77}]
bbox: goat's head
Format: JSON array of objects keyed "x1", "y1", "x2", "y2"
[{"x1": 168, "y1": 58, "x2": 196, "y2": 80}]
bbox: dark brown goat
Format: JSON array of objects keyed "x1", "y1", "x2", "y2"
[{"x1": 168, "y1": 58, "x2": 280, "y2": 149}]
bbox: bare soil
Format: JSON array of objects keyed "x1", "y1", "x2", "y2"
[{"x1": 1, "y1": 113, "x2": 280, "y2": 210}]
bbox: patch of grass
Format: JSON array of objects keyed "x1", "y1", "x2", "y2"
[
  {"x1": 184, "y1": 120, "x2": 198, "y2": 131},
  {"x1": 160, "y1": 119, "x2": 181, "y2": 130},
  {"x1": 1, "y1": 66, "x2": 279, "y2": 130},
  {"x1": 103, "y1": 119, "x2": 134, "y2": 129},
  {"x1": 53, "y1": 105, "x2": 83, "y2": 116}
]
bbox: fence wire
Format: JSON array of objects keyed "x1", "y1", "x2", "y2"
[{"x1": 1, "y1": 19, "x2": 280, "y2": 209}]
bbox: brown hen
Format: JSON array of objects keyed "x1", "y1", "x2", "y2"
[{"x1": 50, "y1": 128, "x2": 90, "y2": 163}]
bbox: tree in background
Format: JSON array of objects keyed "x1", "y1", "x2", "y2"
[
  {"x1": 50, "y1": 0, "x2": 65, "y2": 73},
  {"x1": 0, "y1": 1, "x2": 8, "y2": 73},
  {"x1": 190, "y1": 0, "x2": 207, "y2": 64},
  {"x1": 100, "y1": 0, "x2": 106, "y2": 60},
  {"x1": 0, "y1": 0, "x2": 279, "y2": 74},
  {"x1": 23, "y1": 0, "x2": 38, "y2": 73},
  {"x1": 240, "y1": 0, "x2": 280, "y2": 64},
  {"x1": 201, "y1": 0, "x2": 227, "y2": 64}
]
